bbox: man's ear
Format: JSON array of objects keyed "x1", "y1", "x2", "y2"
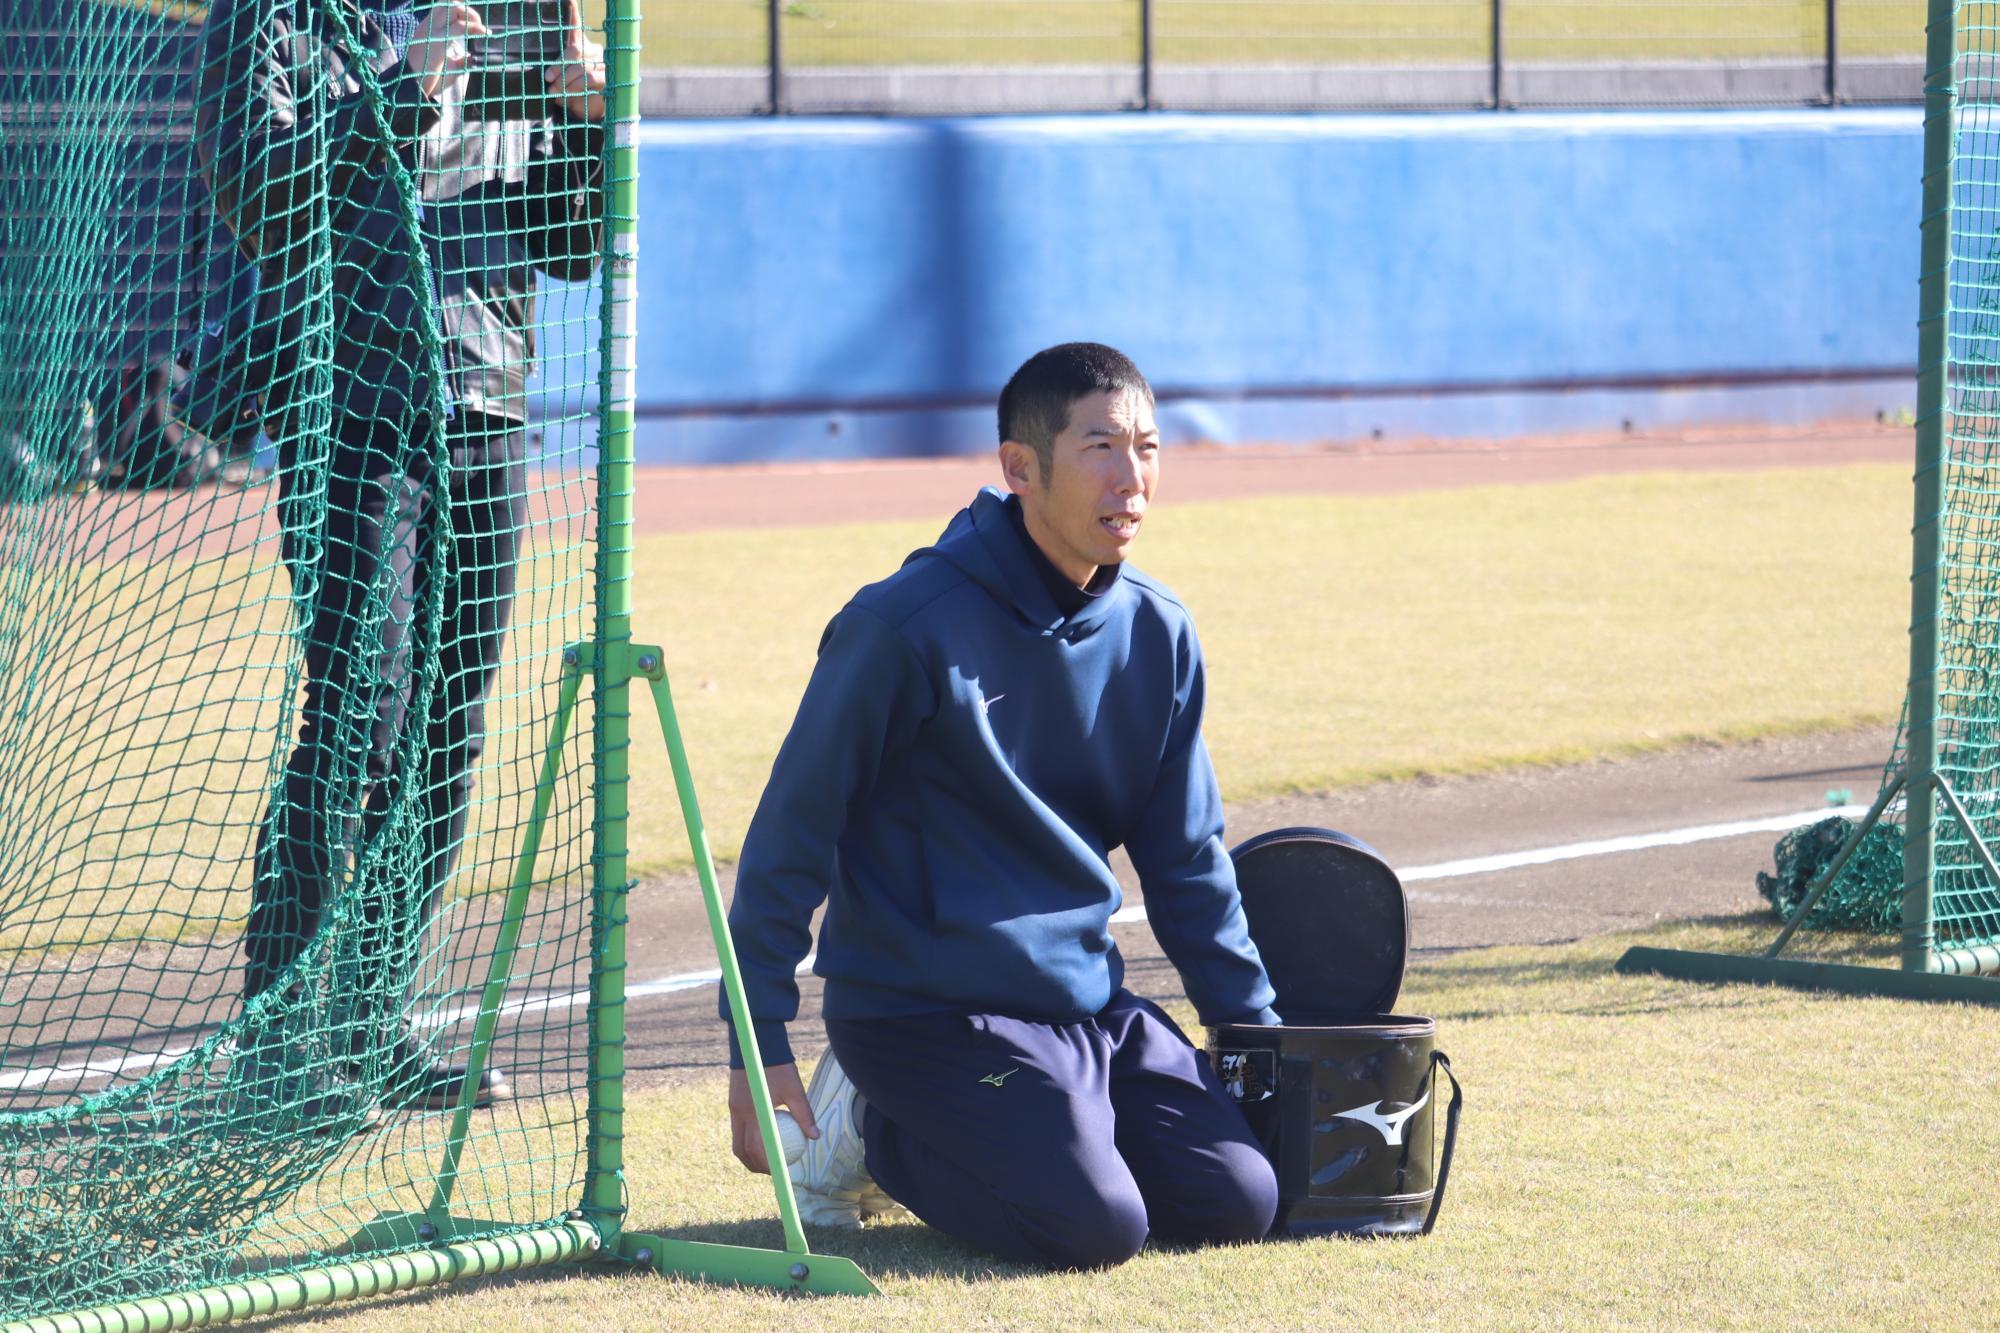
[{"x1": 998, "y1": 440, "x2": 1039, "y2": 497}]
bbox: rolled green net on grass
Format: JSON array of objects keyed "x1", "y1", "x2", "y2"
[{"x1": 1758, "y1": 815, "x2": 1907, "y2": 933}]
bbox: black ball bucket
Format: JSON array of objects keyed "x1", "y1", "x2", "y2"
[{"x1": 1207, "y1": 828, "x2": 1463, "y2": 1237}]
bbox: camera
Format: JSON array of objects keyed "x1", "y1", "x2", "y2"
[{"x1": 459, "y1": 0, "x2": 568, "y2": 118}]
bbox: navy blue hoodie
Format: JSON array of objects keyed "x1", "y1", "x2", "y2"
[{"x1": 723, "y1": 488, "x2": 1278, "y2": 1066}]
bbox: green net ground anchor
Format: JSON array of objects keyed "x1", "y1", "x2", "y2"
[
  {"x1": 1614, "y1": 948, "x2": 2000, "y2": 1005},
  {"x1": 604, "y1": 1231, "x2": 879, "y2": 1296}
]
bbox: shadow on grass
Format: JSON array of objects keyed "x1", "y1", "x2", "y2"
[
  {"x1": 631, "y1": 1214, "x2": 1037, "y2": 1283},
  {"x1": 1610, "y1": 908, "x2": 1904, "y2": 968},
  {"x1": 1409, "y1": 910, "x2": 1907, "y2": 1023}
]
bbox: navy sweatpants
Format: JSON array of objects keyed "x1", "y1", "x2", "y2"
[{"x1": 824, "y1": 990, "x2": 1278, "y2": 1269}]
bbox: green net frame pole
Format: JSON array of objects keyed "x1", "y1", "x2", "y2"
[
  {"x1": 583, "y1": 0, "x2": 644, "y2": 1236},
  {"x1": 348, "y1": 0, "x2": 876, "y2": 1293},
  {"x1": 576, "y1": 0, "x2": 875, "y2": 1296},
  {"x1": 1902, "y1": 0, "x2": 1954, "y2": 978},
  {"x1": 0, "y1": 1222, "x2": 601, "y2": 1333},
  {"x1": 1618, "y1": 0, "x2": 2000, "y2": 1004}
]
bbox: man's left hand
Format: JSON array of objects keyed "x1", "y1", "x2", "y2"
[{"x1": 542, "y1": 0, "x2": 605, "y2": 121}]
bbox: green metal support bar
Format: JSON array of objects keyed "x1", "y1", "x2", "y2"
[
  {"x1": 1918, "y1": 771, "x2": 2000, "y2": 976},
  {"x1": 1928, "y1": 774, "x2": 2000, "y2": 975},
  {"x1": 610, "y1": 1231, "x2": 876, "y2": 1297},
  {"x1": 343, "y1": 1210, "x2": 547, "y2": 1257},
  {"x1": 1930, "y1": 773, "x2": 2000, "y2": 878},
  {"x1": 427, "y1": 653, "x2": 586, "y2": 1216},
  {"x1": 643, "y1": 662, "x2": 816, "y2": 1260},
  {"x1": 0, "y1": 1221, "x2": 599, "y2": 1333}
]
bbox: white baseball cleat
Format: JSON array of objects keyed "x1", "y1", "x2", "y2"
[{"x1": 769, "y1": 1054, "x2": 905, "y2": 1228}]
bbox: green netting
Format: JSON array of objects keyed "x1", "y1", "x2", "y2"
[
  {"x1": 0, "y1": 0, "x2": 607, "y2": 1318},
  {"x1": 1926, "y1": 6, "x2": 2000, "y2": 954},
  {"x1": 1758, "y1": 5, "x2": 2000, "y2": 957}
]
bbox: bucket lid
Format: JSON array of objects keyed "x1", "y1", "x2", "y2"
[{"x1": 1229, "y1": 826, "x2": 1408, "y2": 1021}]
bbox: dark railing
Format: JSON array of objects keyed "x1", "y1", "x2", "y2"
[{"x1": 645, "y1": 0, "x2": 1924, "y2": 119}]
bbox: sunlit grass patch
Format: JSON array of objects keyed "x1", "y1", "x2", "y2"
[
  {"x1": 2, "y1": 463, "x2": 1909, "y2": 952},
  {"x1": 263, "y1": 914, "x2": 2000, "y2": 1331},
  {"x1": 626, "y1": 463, "x2": 1908, "y2": 874}
]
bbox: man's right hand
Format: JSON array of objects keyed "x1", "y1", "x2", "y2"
[
  {"x1": 409, "y1": 2, "x2": 489, "y2": 102},
  {"x1": 728, "y1": 1061, "x2": 818, "y2": 1175}
]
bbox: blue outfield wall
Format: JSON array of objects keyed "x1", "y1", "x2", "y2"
[{"x1": 537, "y1": 108, "x2": 1922, "y2": 464}]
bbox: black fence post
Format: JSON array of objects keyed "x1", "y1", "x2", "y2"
[
  {"x1": 768, "y1": 0, "x2": 785, "y2": 115},
  {"x1": 1140, "y1": 0, "x2": 1157, "y2": 110},
  {"x1": 1825, "y1": 0, "x2": 1840, "y2": 104},
  {"x1": 1491, "y1": 0, "x2": 1505, "y2": 109}
]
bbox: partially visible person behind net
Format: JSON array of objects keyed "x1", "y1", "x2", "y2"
[{"x1": 196, "y1": 0, "x2": 606, "y2": 1117}]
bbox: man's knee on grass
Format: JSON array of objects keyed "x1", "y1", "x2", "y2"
[
  {"x1": 1144, "y1": 1138, "x2": 1279, "y2": 1247},
  {"x1": 1008, "y1": 1175, "x2": 1149, "y2": 1271}
]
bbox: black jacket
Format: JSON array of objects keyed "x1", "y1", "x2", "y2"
[{"x1": 195, "y1": 0, "x2": 604, "y2": 432}]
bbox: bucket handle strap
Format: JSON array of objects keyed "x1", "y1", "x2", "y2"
[{"x1": 1422, "y1": 1050, "x2": 1463, "y2": 1237}]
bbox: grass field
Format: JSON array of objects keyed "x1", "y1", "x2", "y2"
[
  {"x1": 246, "y1": 913, "x2": 2000, "y2": 1331},
  {"x1": 4, "y1": 459, "x2": 1968, "y2": 1327},
  {"x1": 649, "y1": 0, "x2": 1926, "y2": 68},
  {"x1": 620, "y1": 463, "x2": 1909, "y2": 876},
  {"x1": 0, "y1": 462, "x2": 1909, "y2": 954}
]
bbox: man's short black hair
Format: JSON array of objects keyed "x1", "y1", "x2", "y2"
[{"x1": 998, "y1": 343, "x2": 1156, "y2": 480}]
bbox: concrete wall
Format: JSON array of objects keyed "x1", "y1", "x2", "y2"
[{"x1": 544, "y1": 108, "x2": 1922, "y2": 463}]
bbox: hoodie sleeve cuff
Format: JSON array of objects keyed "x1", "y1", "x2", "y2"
[
  {"x1": 726, "y1": 1019, "x2": 794, "y2": 1070},
  {"x1": 1224, "y1": 1005, "x2": 1283, "y2": 1028}
]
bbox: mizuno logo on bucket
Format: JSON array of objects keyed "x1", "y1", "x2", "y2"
[{"x1": 1331, "y1": 1086, "x2": 1431, "y2": 1146}]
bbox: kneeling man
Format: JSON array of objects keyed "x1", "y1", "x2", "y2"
[{"x1": 721, "y1": 343, "x2": 1281, "y2": 1269}]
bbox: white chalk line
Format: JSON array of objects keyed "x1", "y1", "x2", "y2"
[
  {"x1": 0, "y1": 953, "x2": 823, "y2": 1095},
  {"x1": 2, "y1": 804, "x2": 1862, "y2": 1093}
]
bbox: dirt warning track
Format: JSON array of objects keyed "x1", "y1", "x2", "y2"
[
  {"x1": 23, "y1": 421, "x2": 1906, "y2": 563},
  {"x1": 631, "y1": 422, "x2": 1909, "y2": 534},
  {"x1": 612, "y1": 725, "x2": 1896, "y2": 1089}
]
